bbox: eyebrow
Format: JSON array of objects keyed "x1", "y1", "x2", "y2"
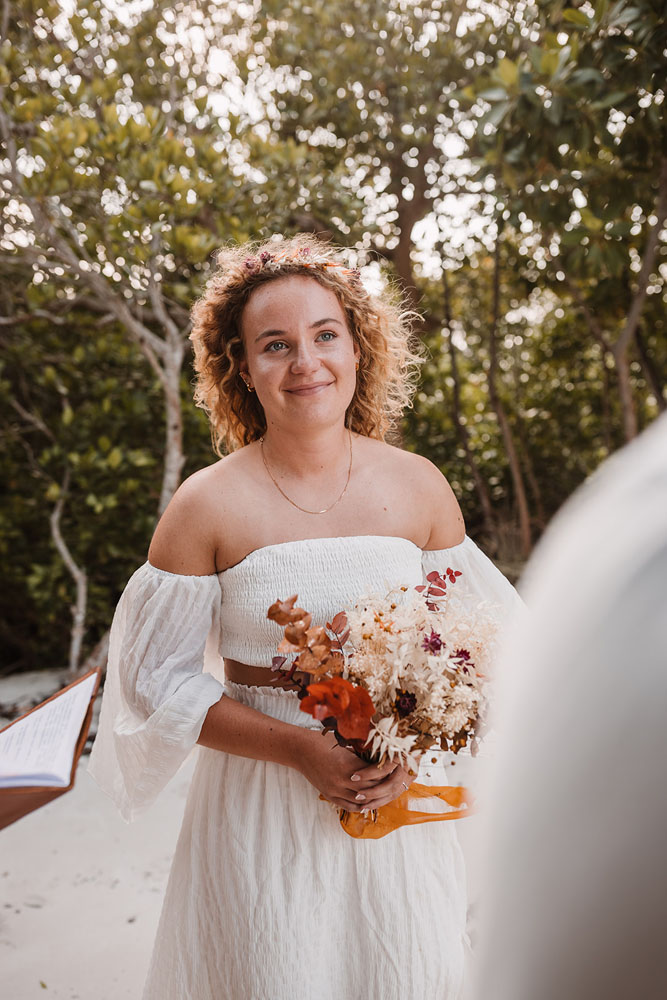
[{"x1": 254, "y1": 317, "x2": 344, "y2": 343}]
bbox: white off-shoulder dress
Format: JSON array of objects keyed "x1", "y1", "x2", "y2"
[{"x1": 88, "y1": 534, "x2": 521, "y2": 1000}]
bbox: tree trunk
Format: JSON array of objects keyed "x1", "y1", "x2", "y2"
[
  {"x1": 600, "y1": 357, "x2": 615, "y2": 456},
  {"x1": 611, "y1": 155, "x2": 667, "y2": 441},
  {"x1": 158, "y1": 344, "x2": 187, "y2": 517},
  {"x1": 615, "y1": 351, "x2": 638, "y2": 441},
  {"x1": 635, "y1": 325, "x2": 666, "y2": 413},
  {"x1": 49, "y1": 469, "x2": 88, "y2": 680},
  {"x1": 513, "y1": 411, "x2": 547, "y2": 532},
  {"x1": 394, "y1": 206, "x2": 420, "y2": 312},
  {"x1": 442, "y1": 264, "x2": 498, "y2": 551},
  {"x1": 486, "y1": 236, "x2": 532, "y2": 559}
]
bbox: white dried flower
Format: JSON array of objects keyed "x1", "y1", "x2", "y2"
[{"x1": 365, "y1": 717, "x2": 420, "y2": 773}]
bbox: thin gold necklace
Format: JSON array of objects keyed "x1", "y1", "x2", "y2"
[{"x1": 259, "y1": 429, "x2": 353, "y2": 515}]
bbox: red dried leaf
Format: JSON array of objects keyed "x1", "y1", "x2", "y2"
[
  {"x1": 277, "y1": 636, "x2": 302, "y2": 654},
  {"x1": 295, "y1": 648, "x2": 324, "y2": 674},
  {"x1": 337, "y1": 628, "x2": 350, "y2": 646},
  {"x1": 271, "y1": 656, "x2": 287, "y2": 671},
  {"x1": 328, "y1": 611, "x2": 348, "y2": 634},
  {"x1": 323, "y1": 651, "x2": 345, "y2": 675},
  {"x1": 267, "y1": 595, "x2": 299, "y2": 625},
  {"x1": 428, "y1": 587, "x2": 446, "y2": 597},
  {"x1": 415, "y1": 585, "x2": 426, "y2": 593},
  {"x1": 284, "y1": 614, "x2": 312, "y2": 647},
  {"x1": 426, "y1": 571, "x2": 441, "y2": 583},
  {"x1": 305, "y1": 626, "x2": 331, "y2": 652}
]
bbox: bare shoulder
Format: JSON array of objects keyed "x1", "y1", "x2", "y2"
[
  {"x1": 357, "y1": 438, "x2": 465, "y2": 548},
  {"x1": 416, "y1": 456, "x2": 466, "y2": 549},
  {"x1": 147, "y1": 458, "x2": 230, "y2": 575}
]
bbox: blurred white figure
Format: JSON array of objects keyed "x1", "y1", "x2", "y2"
[{"x1": 473, "y1": 412, "x2": 667, "y2": 1000}]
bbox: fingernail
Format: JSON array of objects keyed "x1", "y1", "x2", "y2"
[
  {"x1": 355, "y1": 793, "x2": 366, "y2": 801},
  {"x1": 351, "y1": 774, "x2": 360, "y2": 781}
]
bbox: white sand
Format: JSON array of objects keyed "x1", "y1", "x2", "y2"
[{"x1": 1, "y1": 753, "x2": 195, "y2": 1000}]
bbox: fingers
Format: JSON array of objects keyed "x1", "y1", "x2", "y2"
[
  {"x1": 348, "y1": 759, "x2": 398, "y2": 789},
  {"x1": 351, "y1": 767, "x2": 414, "y2": 809}
]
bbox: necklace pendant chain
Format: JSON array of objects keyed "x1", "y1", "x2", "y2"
[{"x1": 260, "y1": 430, "x2": 353, "y2": 516}]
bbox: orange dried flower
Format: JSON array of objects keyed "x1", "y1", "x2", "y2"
[{"x1": 300, "y1": 676, "x2": 375, "y2": 741}]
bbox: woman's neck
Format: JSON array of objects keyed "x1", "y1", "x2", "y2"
[{"x1": 260, "y1": 423, "x2": 351, "y2": 481}]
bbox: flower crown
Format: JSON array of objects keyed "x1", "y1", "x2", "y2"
[{"x1": 243, "y1": 245, "x2": 361, "y2": 282}]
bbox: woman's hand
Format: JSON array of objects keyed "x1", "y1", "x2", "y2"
[
  {"x1": 349, "y1": 758, "x2": 418, "y2": 811},
  {"x1": 296, "y1": 730, "x2": 418, "y2": 812}
]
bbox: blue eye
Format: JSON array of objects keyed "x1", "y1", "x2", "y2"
[
  {"x1": 318, "y1": 331, "x2": 336, "y2": 341},
  {"x1": 265, "y1": 341, "x2": 287, "y2": 352}
]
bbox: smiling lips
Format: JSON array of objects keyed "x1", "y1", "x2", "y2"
[{"x1": 284, "y1": 381, "x2": 334, "y2": 395}]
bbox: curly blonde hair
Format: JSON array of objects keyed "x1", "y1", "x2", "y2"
[{"x1": 190, "y1": 233, "x2": 424, "y2": 454}]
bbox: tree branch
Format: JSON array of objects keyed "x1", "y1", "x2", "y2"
[
  {"x1": 10, "y1": 398, "x2": 56, "y2": 441},
  {"x1": 49, "y1": 468, "x2": 88, "y2": 677},
  {"x1": 614, "y1": 155, "x2": 667, "y2": 361}
]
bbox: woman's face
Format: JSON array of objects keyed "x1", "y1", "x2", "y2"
[{"x1": 239, "y1": 275, "x2": 360, "y2": 433}]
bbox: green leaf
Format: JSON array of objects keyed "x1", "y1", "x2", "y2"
[
  {"x1": 45, "y1": 482, "x2": 60, "y2": 502},
  {"x1": 478, "y1": 87, "x2": 508, "y2": 102},
  {"x1": 496, "y1": 58, "x2": 519, "y2": 89},
  {"x1": 479, "y1": 101, "x2": 512, "y2": 129},
  {"x1": 570, "y1": 67, "x2": 605, "y2": 87},
  {"x1": 540, "y1": 49, "x2": 560, "y2": 77},
  {"x1": 580, "y1": 208, "x2": 604, "y2": 232},
  {"x1": 560, "y1": 228, "x2": 586, "y2": 247},
  {"x1": 562, "y1": 9, "x2": 591, "y2": 28},
  {"x1": 590, "y1": 91, "x2": 631, "y2": 110},
  {"x1": 545, "y1": 96, "x2": 564, "y2": 125}
]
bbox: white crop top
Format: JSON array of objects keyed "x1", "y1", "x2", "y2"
[{"x1": 88, "y1": 534, "x2": 523, "y2": 821}]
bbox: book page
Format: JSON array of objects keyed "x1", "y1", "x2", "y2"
[{"x1": 0, "y1": 672, "x2": 98, "y2": 789}]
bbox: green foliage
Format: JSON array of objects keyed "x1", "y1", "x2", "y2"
[{"x1": 1, "y1": 0, "x2": 665, "y2": 672}]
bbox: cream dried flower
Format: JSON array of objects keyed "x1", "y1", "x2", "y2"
[{"x1": 365, "y1": 716, "x2": 421, "y2": 773}]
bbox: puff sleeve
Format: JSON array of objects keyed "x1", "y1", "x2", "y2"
[
  {"x1": 421, "y1": 534, "x2": 524, "y2": 623},
  {"x1": 420, "y1": 535, "x2": 524, "y2": 793},
  {"x1": 87, "y1": 562, "x2": 225, "y2": 822}
]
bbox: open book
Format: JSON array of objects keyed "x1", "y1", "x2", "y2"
[{"x1": 0, "y1": 668, "x2": 101, "y2": 830}]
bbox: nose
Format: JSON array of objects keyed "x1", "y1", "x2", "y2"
[{"x1": 290, "y1": 339, "x2": 320, "y2": 375}]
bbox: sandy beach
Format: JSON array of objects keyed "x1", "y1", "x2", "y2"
[{"x1": 2, "y1": 749, "x2": 196, "y2": 1000}]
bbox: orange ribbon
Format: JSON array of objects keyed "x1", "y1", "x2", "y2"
[{"x1": 335, "y1": 782, "x2": 474, "y2": 840}]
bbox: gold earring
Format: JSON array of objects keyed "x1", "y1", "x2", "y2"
[
  {"x1": 241, "y1": 374, "x2": 255, "y2": 392},
  {"x1": 355, "y1": 360, "x2": 359, "y2": 371}
]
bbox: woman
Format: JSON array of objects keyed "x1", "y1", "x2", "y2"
[{"x1": 88, "y1": 235, "x2": 522, "y2": 1000}]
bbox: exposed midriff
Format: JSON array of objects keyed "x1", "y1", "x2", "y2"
[{"x1": 224, "y1": 658, "x2": 312, "y2": 691}]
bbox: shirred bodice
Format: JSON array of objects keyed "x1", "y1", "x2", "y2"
[{"x1": 218, "y1": 535, "x2": 424, "y2": 665}]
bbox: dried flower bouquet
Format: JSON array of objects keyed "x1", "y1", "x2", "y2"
[{"x1": 267, "y1": 568, "x2": 503, "y2": 839}]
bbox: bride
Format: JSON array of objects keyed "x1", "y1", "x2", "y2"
[{"x1": 89, "y1": 235, "x2": 522, "y2": 999}]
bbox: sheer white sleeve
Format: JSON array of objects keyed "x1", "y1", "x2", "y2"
[
  {"x1": 87, "y1": 562, "x2": 225, "y2": 822},
  {"x1": 421, "y1": 534, "x2": 524, "y2": 623},
  {"x1": 420, "y1": 535, "x2": 524, "y2": 783}
]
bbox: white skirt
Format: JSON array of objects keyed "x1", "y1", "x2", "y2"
[{"x1": 142, "y1": 681, "x2": 467, "y2": 1000}]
